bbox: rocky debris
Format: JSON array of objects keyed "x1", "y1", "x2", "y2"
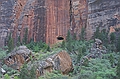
[
  {"x1": 89, "y1": 39, "x2": 106, "y2": 58},
  {"x1": 3, "y1": 46, "x2": 73, "y2": 77},
  {"x1": 79, "y1": 39, "x2": 107, "y2": 65},
  {"x1": 4, "y1": 46, "x2": 33, "y2": 70},
  {"x1": 35, "y1": 51, "x2": 73, "y2": 77}
]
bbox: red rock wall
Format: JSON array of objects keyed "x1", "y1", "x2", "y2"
[
  {"x1": 46, "y1": 0, "x2": 70, "y2": 44},
  {"x1": 0, "y1": 0, "x2": 120, "y2": 47},
  {"x1": 12, "y1": 0, "x2": 36, "y2": 45},
  {"x1": 11, "y1": 0, "x2": 71, "y2": 46},
  {"x1": 71, "y1": 0, "x2": 88, "y2": 38},
  {"x1": 0, "y1": 0, "x2": 89, "y2": 47}
]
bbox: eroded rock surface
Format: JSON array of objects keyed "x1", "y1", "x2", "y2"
[
  {"x1": 0, "y1": 0, "x2": 120, "y2": 47},
  {"x1": 89, "y1": 39, "x2": 107, "y2": 58},
  {"x1": 86, "y1": 0, "x2": 120, "y2": 39},
  {"x1": 35, "y1": 51, "x2": 73, "y2": 76},
  {"x1": 4, "y1": 46, "x2": 33, "y2": 70},
  {"x1": 78, "y1": 39, "x2": 107, "y2": 66},
  {"x1": 4, "y1": 47, "x2": 73, "y2": 77}
]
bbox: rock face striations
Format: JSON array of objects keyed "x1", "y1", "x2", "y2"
[
  {"x1": 0, "y1": 0, "x2": 120, "y2": 47},
  {"x1": 86, "y1": 0, "x2": 120, "y2": 39},
  {"x1": 0, "y1": 0, "x2": 70, "y2": 47}
]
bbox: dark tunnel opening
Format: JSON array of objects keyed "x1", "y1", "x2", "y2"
[{"x1": 57, "y1": 36, "x2": 64, "y2": 40}]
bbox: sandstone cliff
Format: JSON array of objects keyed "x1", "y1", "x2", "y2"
[
  {"x1": 0, "y1": 0, "x2": 120, "y2": 47},
  {"x1": 86, "y1": 0, "x2": 120, "y2": 39}
]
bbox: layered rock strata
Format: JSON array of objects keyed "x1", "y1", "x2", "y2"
[{"x1": 0, "y1": 0, "x2": 120, "y2": 47}]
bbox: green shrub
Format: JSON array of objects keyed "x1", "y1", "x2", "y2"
[
  {"x1": 26, "y1": 41, "x2": 50, "y2": 52},
  {"x1": 61, "y1": 40, "x2": 66, "y2": 49},
  {"x1": 0, "y1": 48, "x2": 7, "y2": 59},
  {"x1": 116, "y1": 54, "x2": 120, "y2": 79},
  {"x1": 19, "y1": 63, "x2": 36, "y2": 79},
  {"x1": 39, "y1": 70, "x2": 70, "y2": 79},
  {"x1": 14, "y1": 76, "x2": 19, "y2": 79},
  {"x1": 93, "y1": 27, "x2": 108, "y2": 45},
  {"x1": 4, "y1": 74, "x2": 10, "y2": 79},
  {"x1": 19, "y1": 64, "x2": 29, "y2": 79},
  {"x1": 77, "y1": 47, "x2": 82, "y2": 62},
  {"x1": 109, "y1": 54, "x2": 114, "y2": 66},
  {"x1": 2, "y1": 64, "x2": 18, "y2": 75},
  {"x1": 77, "y1": 58, "x2": 116, "y2": 79}
]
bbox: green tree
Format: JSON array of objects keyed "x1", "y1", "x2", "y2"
[
  {"x1": 100, "y1": 29, "x2": 108, "y2": 45},
  {"x1": 93, "y1": 27, "x2": 109, "y2": 45},
  {"x1": 19, "y1": 63, "x2": 29, "y2": 79},
  {"x1": 116, "y1": 55, "x2": 120, "y2": 79},
  {"x1": 7, "y1": 33, "x2": 14, "y2": 52},
  {"x1": 19, "y1": 63, "x2": 37, "y2": 79},
  {"x1": 29, "y1": 66, "x2": 36, "y2": 79},
  {"x1": 109, "y1": 54, "x2": 114, "y2": 67},
  {"x1": 116, "y1": 36, "x2": 120, "y2": 52},
  {"x1": 66, "y1": 30, "x2": 72, "y2": 42},
  {"x1": 110, "y1": 32, "x2": 116, "y2": 43},
  {"x1": 93, "y1": 27, "x2": 100, "y2": 39},
  {"x1": 22, "y1": 28, "x2": 28, "y2": 44},
  {"x1": 66, "y1": 30, "x2": 73, "y2": 52},
  {"x1": 77, "y1": 47, "x2": 82, "y2": 62},
  {"x1": 73, "y1": 33, "x2": 77, "y2": 40},
  {"x1": 17, "y1": 36, "x2": 21, "y2": 46},
  {"x1": 79, "y1": 27, "x2": 86, "y2": 41}
]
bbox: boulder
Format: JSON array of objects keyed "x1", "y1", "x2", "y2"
[
  {"x1": 35, "y1": 51, "x2": 73, "y2": 77},
  {"x1": 4, "y1": 47, "x2": 73, "y2": 77},
  {"x1": 4, "y1": 46, "x2": 33, "y2": 70}
]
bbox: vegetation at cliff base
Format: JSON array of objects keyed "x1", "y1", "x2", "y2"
[{"x1": 0, "y1": 27, "x2": 120, "y2": 79}]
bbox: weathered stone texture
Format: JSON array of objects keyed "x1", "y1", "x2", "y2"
[
  {"x1": 4, "y1": 46, "x2": 33, "y2": 70},
  {"x1": 71, "y1": 0, "x2": 88, "y2": 38},
  {"x1": 0, "y1": 0, "x2": 120, "y2": 47},
  {"x1": 46, "y1": 0, "x2": 70, "y2": 44},
  {"x1": 0, "y1": 0, "x2": 71, "y2": 47},
  {"x1": 4, "y1": 49, "x2": 73, "y2": 77},
  {"x1": 86, "y1": 0, "x2": 120, "y2": 39},
  {"x1": 36, "y1": 51, "x2": 73, "y2": 76},
  {"x1": 0, "y1": 0, "x2": 15, "y2": 47}
]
